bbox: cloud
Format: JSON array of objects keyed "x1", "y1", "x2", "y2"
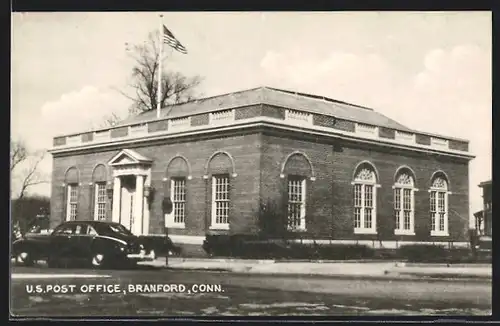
[
  {"x1": 260, "y1": 45, "x2": 491, "y2": 222},
  {"x1": 260, "y1": 49, "x2": 396, "y2": 109},
  {"x1": 39, "y1": 86, "x2": 131, "y2": 146},
  {"x1": 410, "y1": 45, "x2": 491, "y2": 221},
  {"x1": 12, "y1": 86, "x2": 131, "y2": 198}
]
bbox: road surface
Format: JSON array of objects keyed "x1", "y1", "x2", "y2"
[{"x1": 10, "y1": 265, "x2": 491, "y2": 317}]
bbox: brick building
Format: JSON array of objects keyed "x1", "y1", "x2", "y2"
[
  {"x1": 48, "y1": 87, "x2": 474, "y2": 248},
  {"x1": 474, "y1": 180, "x2": 492, "y2": 236}
]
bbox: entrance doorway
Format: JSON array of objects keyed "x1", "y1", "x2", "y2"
[{"x1": 120, "y1": 175, "x2": 136, "y2": 231}]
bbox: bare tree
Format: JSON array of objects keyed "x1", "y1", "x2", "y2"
[
  {"x1": 10, "y1": 140, "x2": 27, "y2": 172},
  {"x1": 98, "y1": 112, "x2": 123, "y2": 128},
  {"x1": 119, "y1": 31, "x2": 203, "y2": 114},
  {"x1": 10, "y1": 140, "x2": 48, "y2": 199}
]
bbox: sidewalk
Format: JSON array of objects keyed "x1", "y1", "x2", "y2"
[{"x1": 139, "y1": 257, "x2": 492, "y2": 280}]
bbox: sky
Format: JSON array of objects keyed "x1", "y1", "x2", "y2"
[{"x1": 11, "y1": 12, "x2": 491, "y2": 225}]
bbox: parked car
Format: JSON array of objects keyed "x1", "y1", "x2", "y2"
[
  {"x1": 11, "y1": 220, "x2": 157, "y2": 268},
  {"x1": 475, "y1": 235, "x2": 492, "y2": 255}
]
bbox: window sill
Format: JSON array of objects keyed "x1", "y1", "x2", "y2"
[
  {"x1": 354, "y1": 229, "x2": 377, "y2": 235},
  {"x1": 209, "y1": 224, "x2": 230, "y2": 230},
  {"x1": 165, "y1": 223, "x2": 186, "y2": 229},
  {"x1": 394, "y1": 230, "x2": 415, "y2": 236},
  {"x1": 431, "y1": 231, "x2": 449, "y2": 237}
]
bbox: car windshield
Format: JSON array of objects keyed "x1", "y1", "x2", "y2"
[{"x1": 95, "y1": 223, "x2": 133, "y2": 236}]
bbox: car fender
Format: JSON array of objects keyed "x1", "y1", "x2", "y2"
[
  {"x1": 90, "y1": 236, "x2": 126, "y2": 257},
  {"x1": 12, "y1": 240, "x2": 45, "y2": 260}
]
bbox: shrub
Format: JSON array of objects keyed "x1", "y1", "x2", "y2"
[
  {"x1": 317, "y1": 244, "x2": 375, "y2": 260},
  {"x1": 203, "y1": 234, "x2": 378, "y2": 260},
  {"x1": 397, "y1": 244, "x2": 448, "y2": 262},
  {"x1": 373, "y1": 248, "x2": 397, "y2": 260},
  {"x1": 138, "y1": 235, "x2": 182, "y2": 256}
]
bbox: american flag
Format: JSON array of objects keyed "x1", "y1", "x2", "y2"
[{"x1": 163, "y1": 25, "x2": 187, "y2": 54}]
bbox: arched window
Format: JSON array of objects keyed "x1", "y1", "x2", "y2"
[
  {"x1": 429, "y1": 174, "x2": 449, "y2": 236},
  {"x1": 393, "y1": 168, "x2": 417, "y2": 235},
  {"x1": 352, "y1": 163, "x2": 378, "y2": 234},
  {"x1": 204, "y1": 151, "x2": 236, "y2": 230},
  {"x1": 164, "y1": 155, "x2": 191, "y2": 229},
  {"x1": 281, "y1": 151, "x2": 315, "y2": 231}
]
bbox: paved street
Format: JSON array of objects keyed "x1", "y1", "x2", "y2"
[{"x1": 11, "y1": 265, "x2": 491, "y2": 317}]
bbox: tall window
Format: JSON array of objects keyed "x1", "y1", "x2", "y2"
[
  {"x1": 211, "y1": 174, "x2": 230, "y2": 229},
  {"x1": 353, "y1": 165, "x2": 377, "y2": 234},
  {"x1": 94, "y1": 182, "x2": 107, "y2": 221},
  {"x1": 288, "y1": 176, "x2": 306, "y2": 230},
  {"x1": 171, "y1": 178, "x2": 186, "y2": 226},
  {"x1": 66, "y1": 184, "x2": 79, "y2": 221},
  {"x1": 393, "y1": 171, "x2": 416, "y2": 234},
  {"x1": 430, "y1": 175, "x2": 449, "y2": 236}
]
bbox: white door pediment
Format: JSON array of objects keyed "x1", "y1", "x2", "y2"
[{"x1": 108, "y1": 149, "x2": 152, "y2": 167}]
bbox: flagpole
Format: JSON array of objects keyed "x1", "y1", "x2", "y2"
[{"x1": 157, "y1": 14, "x2": 163, "y2": 119}]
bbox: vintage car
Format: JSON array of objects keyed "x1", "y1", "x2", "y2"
[
  {"x1": 12, "y1": 220, "x2": 156, "y2": 268},
  {"x1": 475, "y1": 235, "x2": 492, "y2": 257}
]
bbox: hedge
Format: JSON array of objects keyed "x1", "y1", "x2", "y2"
[
  {"x1": 138, "y1": 235, "x2": 182, "y2": 256},
  {"x1": 202, "y1": 235, "x2": 376, "y2": 259},
  {"x1": 201, "y1": 235, "x2": 480, "y2": 262}
]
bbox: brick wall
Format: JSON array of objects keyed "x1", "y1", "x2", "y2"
[
  {"x1": 111, "y1": 127, "x2": 128, "y2": 138},
  {"x1": 191, "y1": 114, "x2": 209, "y2": 127},
  {"x1": 379, "y1": 127, "x2": 395, "y2": 139},
  {"x1": 235, "y1": 105, "x2": 262, "y2": 120},
  {"x1": 51, "y1": 133, "x2": 262, "y2": 236},
  {"x1": 51, "y1": 129, "x2": 470, "y2": 242},
  {"x1": 449, "y1": 140, "x2": 469, "y2": 152},
  {"x1": 260, "y1": 132, "x2": 470, "y2": 242},
  {"x1": 148, "y1": 120, "x2": 168, "y2": 133}
]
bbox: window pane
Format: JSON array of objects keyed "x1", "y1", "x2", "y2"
[
  {"x1": 213, "y1": 176, "x2": 229, "y2": 225},
  {"x1": 96, "y1": 183, "x2": 107, "y2": 221},
  {"x1": 403, "y1": 211, "x2": 411, "y2": 230},
  {"x1": 354, "y1": 208, "x2": 361, "y2": 228},
  {"x1": 288, "y1": 177, "x2": 305, "y2": 228},
  {"x1": 430, "y1": 191, "x2": 436, "y2": 212},
  {"x1": 68, "y1": 184, "x2": 79, "y2": 220},
  {"x1": 394, "y1": 188, "x2": 401, "y2": 209},
  {"x1": 172, "y1": 178, "x2": 186, "y2": 224},
  {"x1": 354, "y1": 184, "x2": 362, "y2": 207},
  {"x1": 364, "y1": 208, "x2": 372, "y2": 229},
  {"x1": 395, "y1": 210, "x2": 401, "y2": 230},
  {"x1": 438, "y1": 192, "x2": 446, "y2": 212},
  {"x1": 403, "y1": 189, "x2": 412, "y2": 210},
  {"x1": 439, "y1": 213, "x2": 445, "y2": 231},
  {"x1": 364, "y1": 185, "x2": 373, "y2": 208}
]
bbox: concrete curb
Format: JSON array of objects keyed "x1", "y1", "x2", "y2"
[
  {"x1": 167, "y1": 258, "x2": 492, "y2": 267},
  {"x1": 159, "y1": 266, "x2": 491, "y2": 283}
]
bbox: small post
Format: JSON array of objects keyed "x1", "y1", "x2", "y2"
[{"x1": 162, "y1": 196, "x2": 172, "y2": 267}]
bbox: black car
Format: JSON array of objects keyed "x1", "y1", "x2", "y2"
[{"x1": 11, "y1": 220, "x2": 156, "y2": 268}]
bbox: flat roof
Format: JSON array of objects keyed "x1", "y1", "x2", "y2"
[{"x1": 478, "y1": 180, "x2": 492, "y2": 187}]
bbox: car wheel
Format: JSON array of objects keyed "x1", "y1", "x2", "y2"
[
  {"x1": 16, "y1": 251, "x2": 34, "y2": 266},
  {"x1": 91, "y1": 253, "x2": 105, "y2": 268}
]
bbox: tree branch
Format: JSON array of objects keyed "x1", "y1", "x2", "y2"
[
  {"x1": 116, "y1": 30, "x2": 203, "y2": 114},
  {"x1": 17, "y1": 151, "x2": 47, "y2": 199},
  {"x1": 10, "y1": 140, "x2": 28, "y2": 172}
]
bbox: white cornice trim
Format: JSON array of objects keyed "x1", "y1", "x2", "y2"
[
  {"x1": 49, "y1": 117, "x2": 474, "y2": 160},
  {"x1": 52, "y1": 100, "x2": 470, "y2": 144}
]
